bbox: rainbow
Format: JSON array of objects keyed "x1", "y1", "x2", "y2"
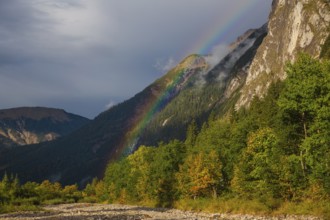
[
  {"x1": 115, "y1": 0, "x2": 264, "y2": 158},
  {"x1": 113, "y1": 67, "x2": 189, "y2": 158},
  {"x1": 188, "y1": 0, "x2": 262, "y2": 56},
  {"x1": 123, "y1": 70, "x2": 187, "y2": 155}
]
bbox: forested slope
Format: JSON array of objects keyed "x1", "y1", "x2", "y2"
[{"x1": 103, "y1": 54, "x2": 330, "y2": 216}]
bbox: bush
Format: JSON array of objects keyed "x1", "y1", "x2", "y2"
[
  {"x1": 42, "y1": 198, "x2": 64, "y2": 205},
  {"x1": 0, "y1": 204, "x2": 40, "y2": 214}
]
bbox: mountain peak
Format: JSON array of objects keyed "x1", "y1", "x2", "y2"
[
  {"x1": 154, "y1": 54, "x2": 208, "y2": 91},
  {"x1": 177, "y1": 54, "x2": 208, "y2": 70}
]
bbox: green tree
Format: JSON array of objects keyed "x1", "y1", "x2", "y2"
[
  {"x1": 62, "y1": 184, "x2": 81, "y2": 202},
  {"x1": 104, "y1": 158, "x2": 131, "y2": 202},
  {"x1": 0, "y1": 173, "x2": 10, "y2": 204},
  {"x1": 8, "y1": 175, "x2": 20, "y2": 200},
  {"x1": 127, "y1": 146, "x2": 155, "y2": 201},
  {"x1": 20, "y1": 182, "x2": 39, "y2": 200},
  {"x1": 194, "y1": 119, "x2": 237, "y2": 186},
  {"x1": 184, "y1": 120, "x2": 198, "y2": 149},
  {"x1": 0, "y1": 173, "x2": 10, "y2": 192},
  {"x1": 232, "y1": 128, "x2": 281, "y2": 198},
  {"x1": 149, "y1": 140, "x2": 185, "y2": 207},
  {"x1": 278, "y1": 54, "x2": 330, "y2": 189}
]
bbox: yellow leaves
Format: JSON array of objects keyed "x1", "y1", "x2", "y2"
[
  {"x1": 118, "y1": 188, "x2": 128, "y2": 204},
  {"x1": 177, "y1": 150, "x2": 223, "y2": 199},
  {"x1": 62, "y1": 184, "x2": 78, "y2": 195}
]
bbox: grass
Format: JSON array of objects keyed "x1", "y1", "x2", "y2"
[
  {"x1": 0, "y1": 197, "x2": 75, "y2": 214},
  {"x1": 1, "y1": 196, "x2": 330, "y2": 219},
  {"x1": 0, "y1": 204, "x2": 41, "y2": 214},
  {"x1": 42, "y1": 198, "x2": 67, "y2": 205},
  {"x1": 274, "y1": 200, "x2": 330, "y2": 219},
  {"x1": 174, "y1": 198, "x2": 271, "y2": 215},
  {"x1": 173, "y1": 197, "x2": 330, "y2": 218}
]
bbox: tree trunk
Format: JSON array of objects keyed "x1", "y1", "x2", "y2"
[
  {"x1": 300, "y1": 150, "x2": 306, "y2": 177},
  {"x1": 303, "y1": 121, "x2": 308, "y2": 139},
  {"x1": 212, "y1": 186, "x2": 217, "y2": 199},
  {"x1": 300, "y1": 113, "x2": 308, "y2": 175}
]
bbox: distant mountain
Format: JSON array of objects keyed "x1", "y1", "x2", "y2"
[
  {"x1": 0, "y1": 107, "x2": 90, "y2": 148},
  {"x1": 0, "y1": 0, "x2": 328, "y2": 186}
]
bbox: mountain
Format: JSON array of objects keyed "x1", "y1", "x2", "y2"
[
  {"x1": 138, "y1": 24, "x2": 267, "y2": 146},
  {"x1": 0, "y1": 107, "x2": 90, "y2": 148},
  {"x1": 0, "y1": 27, "x2": 264, "y2": 185},
  {"x1": 0, "y1": 0, "x2": 329, "y2": 186},
  {"x1": 0, "y1": 55, "x2": 210, "y2": 185}
]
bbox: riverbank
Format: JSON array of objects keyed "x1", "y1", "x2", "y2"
[{"x1": 0, "y1": 203, "x2": 324, "y2": 220}]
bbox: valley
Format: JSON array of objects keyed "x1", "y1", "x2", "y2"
[{"x1": 0, "y1": 0, "x2": 329, "y2": 218}]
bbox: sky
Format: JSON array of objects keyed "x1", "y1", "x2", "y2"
[{"x1": 0, "y1": 0, "x2": 272, "y2": 118}]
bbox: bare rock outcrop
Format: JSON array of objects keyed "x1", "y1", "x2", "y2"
[{"x1": 236, "y1": 0, "x2": 330, "y2": 109}]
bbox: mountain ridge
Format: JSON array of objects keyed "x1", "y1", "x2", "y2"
[
  {"x1": 0, "y1": 107, "x2": 90, "y2": 147},
  {"x1": 138, "y1": 24, "x2": 268, "y2": 147}
]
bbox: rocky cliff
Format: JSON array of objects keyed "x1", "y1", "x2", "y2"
[{"x1": 236, "y1": 0, "x2": 330, "y2": 108}]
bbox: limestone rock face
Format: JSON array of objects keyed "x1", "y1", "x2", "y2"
[{"x1": 236, "y1": 0, "x2": 330, "y2": 108}]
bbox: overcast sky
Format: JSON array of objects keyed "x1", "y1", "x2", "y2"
[{"x1": 0, "y1": 0, "x2": 272, "y2": 118}]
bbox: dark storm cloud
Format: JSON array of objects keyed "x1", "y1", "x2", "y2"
[{"x1": 0, "y1": 0, "x2": 272, "y2": 118}]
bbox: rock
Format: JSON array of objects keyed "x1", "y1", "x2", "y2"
[
  {"x1": 0, "y1": 203, "x2": 324, "y2": 220},
  {"x1": 235, "y1": 0, "x2": 330, "y2": 109}
]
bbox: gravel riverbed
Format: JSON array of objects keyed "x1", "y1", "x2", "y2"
[{"x1": 0, "y1": 203, "x2": 323, "y2": 220}]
